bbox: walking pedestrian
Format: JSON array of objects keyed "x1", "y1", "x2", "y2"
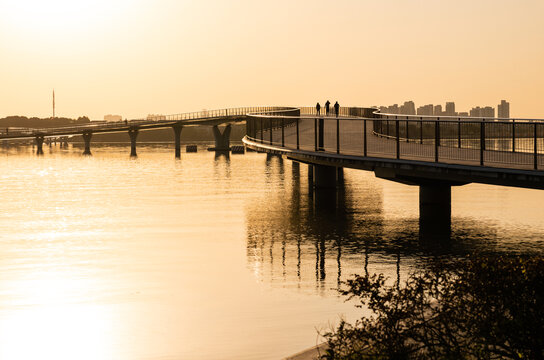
[
  {"x1": 334, "y1": 101, "x2": 340, "y2": 118},
  {"x1": 325, "y1": 100, "x2": 330, "y2": 116},
  {"x1": 316, "y1": 102, "x2": 321, "y2": 116}
]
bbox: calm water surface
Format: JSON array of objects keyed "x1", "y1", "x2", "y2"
[{"x1": 0, "y1": 143, "x2": 543, "y2": 360}]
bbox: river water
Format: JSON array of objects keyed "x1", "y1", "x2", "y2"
[{"x1": 0, "y1": 143, "x2": 543, "y2": 360}]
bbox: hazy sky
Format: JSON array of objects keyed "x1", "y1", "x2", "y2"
[{"x1": 1, "y1": 0, "x2": 543, "y2": 119}]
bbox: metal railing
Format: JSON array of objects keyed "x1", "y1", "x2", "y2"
[
  {"x1": 245, "y1": 108, "x2": 544, "y2": 171},
  {"x1": 0, "y1": 106, "x2": 295, "y2": 139}
]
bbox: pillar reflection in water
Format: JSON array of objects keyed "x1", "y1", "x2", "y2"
[
  {"x1": 213, "y1": 151, "x2": 231, "y2": 179},
  {"x1": 245, "y1": 158, "x2": 507, "y2": 295},
  {"x1": 246, "y1": 160, "x2": 394, "y2": 294}
]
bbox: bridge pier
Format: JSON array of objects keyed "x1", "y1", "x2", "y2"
[
  {"x1": 128, "y1": 128, "x2": 139, "y2": 157},
  {"x1": 307, "y1": 164, "x2": 344, "y2": 188},
  {"x1": 313, "y1": 165, "x2": 337, "y2": 188},
  {"x1": 172, "y1": 124, "x2": 183, "y2": 158},
  {"x1": 307, "y1": 164, "x2": 314, "y2": 185},
  {"x1": 82, "y1": 132, "x2": 92, "y2": 155},
  {"x1": 212, "y1": 125, "x2": 231, "y2": 151},
  {"x1": 337, "y1": 167, "x2": 344, "y2": 186},
  {"x1": 35, "y1": 136, "x2": 44, "y2": 155},
  {"x1": 419, "y1": 184, "x2": 451, "y2": 240}
]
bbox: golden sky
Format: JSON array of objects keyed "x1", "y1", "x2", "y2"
[{"x1": 1, "y1": 0, "x2": 543, "y2": 119}]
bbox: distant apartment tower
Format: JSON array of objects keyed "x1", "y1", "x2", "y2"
[
  {"x1": 104, "y1": 114, "x2": 122, "y2": 122},
  {"x1": 470, "y1": 107, "x2": 482, "y2": 117},
  {"x1": 497, "y1": 100, "x2": 510, "y2": 118},
  {"x1": 417, "y1": 104, "x2": 434, "y2": 116},
  {"x1": 482, "y1": 106, "x2": 495, "y2": 118},
  {"x1": 470, "y1": 106, "x2": 495, "y2": 118},
  {"x1": 444, "y1": 102, "x2": 456, "y2": 116},
  {"x1": 434, "y1": 105, "x2": 443, "y2": 116},
  {"x1": 386, "y1": 104, "x2": 400, "y2": 114},
  {"x1": 400, "y1": 101, "x2": 416, "y2": 115}
]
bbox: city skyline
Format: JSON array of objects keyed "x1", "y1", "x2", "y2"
[
  {"x1": 1, "y1": 0, "x2": 543, "y2": 119},
  {"x1": 380, "y1": 100, "x2": 510, "y2": 118}
]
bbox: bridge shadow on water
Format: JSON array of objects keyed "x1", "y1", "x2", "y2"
[{"x1": 245, "y1": 159, "x2": 542, "y2": 294}]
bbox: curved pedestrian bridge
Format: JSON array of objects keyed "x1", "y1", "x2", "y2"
[
  {"x1": 242, "y1": 107, "x2": 544, "y2": 238},
  {"x1": 244, "y1": 107, "x2": 544, "y2": 189}
]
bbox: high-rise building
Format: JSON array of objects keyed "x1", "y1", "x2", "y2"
[
  {"x1": 387, "y1": 104, "x2": 400, "y2": 114},
  {"x1": 469, "y1": 106, "x2": 494, "y2": 118},
  {"x1": 498, "y1": 100, "x2": 510, "y2": 118},
  {"x1": 434, "y1": 105, "x2": 443, "y2": 116},
  {"x1": 470, "y1": 107, "x2": 482, "y2": 117},
  {"x1": 417, "y1": 104, "x2": 434, "y2": 116},
  {"x1": 400, "y1": 101, "x2": 416, "y2": 115},
  {"x1": 445, "y1": 102, "x2": 456, "y2": 116},
  {"x1": 481, "y1": 106, "x2": 495, "y2": 118}
]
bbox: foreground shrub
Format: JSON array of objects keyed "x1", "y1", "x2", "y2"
[{"x1": 321, "y1": 255, "x2": 544, "y2": 359}]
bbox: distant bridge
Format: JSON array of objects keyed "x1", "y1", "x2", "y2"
[{"x1": 0, "y1": 107, "x2": 290, "y2": 156}]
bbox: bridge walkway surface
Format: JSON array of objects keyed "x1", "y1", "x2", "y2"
[
  {"x1": 265, "y1": 117, "x2": 542, "y2": 170},
  {"x1": 244, "y1": 111, "x2": 544, "y2": 190}
]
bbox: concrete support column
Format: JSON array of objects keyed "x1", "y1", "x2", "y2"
[
  {"x1": 313, "y1": 164, "x2": 337, "y2": 188},
  {"x1": 35, "y1": 136, "x2": 44, "y2": 155},
  {"x1": 212, "y1": 124, "x2": 231, "y2": 151},
  {"x1": 419, "y1": 184, "x2": 451, "y2": 240},
  {"x1": 82, "y1": 132, "x2": 92, "y2": 155},
  {"x1": 172, "y1": 124, "x2": 183, "y2": 158},
  {"x1": 337, "y1": 167, "x2": 344, "y2": 185},
  {"x1": 128, "y1": 128, "x2": 139, "y2": 157}
]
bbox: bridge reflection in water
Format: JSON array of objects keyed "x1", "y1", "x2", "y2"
[{"x1": 244, "y1": 158, "x2": 544, "y2": 294}]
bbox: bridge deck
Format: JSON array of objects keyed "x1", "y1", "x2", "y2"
[{"x1": 246, "y1": 114, "x2": 544, "y2": 189}]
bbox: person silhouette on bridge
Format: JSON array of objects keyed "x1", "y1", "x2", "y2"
[
  {"x1": 316, "y1": 102, "x2": 321, "y2": 116},
  {"x1": 325, "y1": 100, "x2": 330, "y2": 116},
  {"x1": 334, "y1": 101, "x2": 340, "y2": 118}
]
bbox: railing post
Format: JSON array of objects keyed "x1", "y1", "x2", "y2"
[
  {"x1": 435, "y1": 120, "x2": 440, "y2": 162},
  {"x1": 512, "y1": 120, "x2": 516, "y2": 153},
  {"x1": 457, "y1": 118, "x2": 461, "y2": 148},
  {"x1": 281, "y1": 118, "x2": 285, "y2": 147},
  {"x1": 296, "y1": 118, "x2": 300, "y2": 150},
  {"x1": 405, "y1": 119, "x2": 409, "y2": 142},
  {"x1": 363, "y1": 118, "x2": 367, "y2": 157},
  {"x1": 396, "y1": 118, "x2": 400, "y2": 159},
  {"x1": 534, "y1": 122, "x2": 538, "y2": 170},
  {"x1": 269, "y1": 118, "x2": 273, "y2": 145},
  {"x1": 336, "y1": 117, "x2": 340, "y2": 154},
  {"x1": 480, "y1": 121, "x2": 485, "y2": 166},
  {"x1": 420, "y1": 117, "x2": 423, "y2": 144},
  {"x1": 318, "y1": 118, "x2": 324, "y2": 151},
  {"x1": 260, "y1": 118, "x2": 264, "y2": 144},
  {"x1": 314, "y1": 118, "x2": 317, "y2": 151}
]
